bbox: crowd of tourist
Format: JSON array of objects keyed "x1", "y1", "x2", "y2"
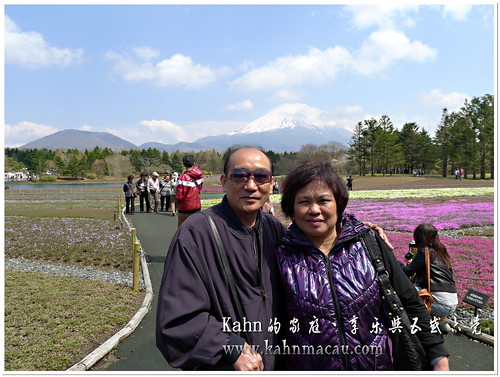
[{"x1": 123, "y1": 171, "x2": 179, "y2": 216}]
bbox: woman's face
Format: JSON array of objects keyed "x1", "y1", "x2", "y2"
[{"x1": 293, "y1": 180, "x2": 338, "y2": 245}]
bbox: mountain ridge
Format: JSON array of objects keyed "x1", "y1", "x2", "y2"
[{"x1": 19, "y1": 104, "x2": 352, "y2": 152}]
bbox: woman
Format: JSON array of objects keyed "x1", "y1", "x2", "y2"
[
  {"x1": 401, "y1": 224, "x2": 458, "y2": 333},
  {"x1": 275, "y1": 161, "x2": 449, "y2": 371},
  {"x1": 169, "y1": 173, "x2": 178, "y2": 216},
  {"x1": 123, "y1": 174, "x2": 135, "y2": 215},
  {"x1": 160, "y1": 173, "x2": 172, "y2": 212}
]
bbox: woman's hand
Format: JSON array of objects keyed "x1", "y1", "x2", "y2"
[
  {"x1": 363, "y1": 221, "x2": 394, "y2": 250},
  {"x1": 433, "y1": 357, "x2": 449, "y2": 371}
]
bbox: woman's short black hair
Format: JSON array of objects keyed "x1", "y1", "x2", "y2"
[{"x1": 280, "y1": 161, "x2": 349, "y2": 223}]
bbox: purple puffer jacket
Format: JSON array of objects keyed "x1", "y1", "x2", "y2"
[{"x1": 275, "y1": 213, "x2": 394, "y2": 370}]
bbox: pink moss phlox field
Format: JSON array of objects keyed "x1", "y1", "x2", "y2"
[
  {"x1": 346, "y1": 196, "x2": 493, "y2": 232},
  {"x1": 387, "y1": 232, "x2": 494, "y2": 307}
]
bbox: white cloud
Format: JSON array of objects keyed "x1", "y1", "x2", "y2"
[
  {"x1": 230, "y1": 46, "x2": 352, "y2": 91},
  {"x1": 5, "y1": 121, "x2": 60, "y2": 147},
  {"x1": 230, "y1": 28, "x2": 436, "y2": 91},
  {"x1": 352, "y1": 29, "x2": 437, "y2": 75},
  {"x1": 134, "y1": 46, "x2": 160, "y2": 61},
  {"x1": 79, "y1": 124, "x2": 94, "y2": 131},
  {"x1": 105, "y1": 50, "x2": 227, "y2": 89},
  {"x1": 419, "y1": 89, "x2": 470, "y2": 111},
  {"x1": 5, "y1": 16, "x2": 84, "y2": 69},
  {"x1": 272, "y1": 89, "x2": 302, "y2": 102},
  {"x1": 442, "y1": 4, "x2": 472, "y2": 21},
  {"x1": 139, "y1": 119, "x2": 187, "y2": 142},
  {"x1": 226, "y1": 100, "x2": 254, "y2": 111},
  {"x1": 343, "y1": 4, "x2": 419, "y2": 30}
]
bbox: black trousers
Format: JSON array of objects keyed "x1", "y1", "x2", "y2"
[
  {"x1": 161, "y1": 195, "x2": 171, "y2": 211},
  {"x1": 125, "y1": 196, "x2": 135, "y2": 214},
  {"x1": 139, "y1": 191, "x2": 150, "y2": 212}
]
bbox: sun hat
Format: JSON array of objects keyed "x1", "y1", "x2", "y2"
[{"x1": 152, "y1": 172, "x2": 159, "y2": 177}]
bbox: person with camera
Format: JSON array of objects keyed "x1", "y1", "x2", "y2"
[{"x1": 401, "y1": 223, "x2": 458, "y2": 334}]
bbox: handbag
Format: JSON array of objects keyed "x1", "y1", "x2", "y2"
[
  {"x1": 418, "y1": 247, "x2": 434, "y2": 313},
  {"x1": 361, "y1": 230, "x2": 430, "y2": 371}
]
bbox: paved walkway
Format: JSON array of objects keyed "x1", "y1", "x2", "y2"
[
  {"x1": 104, "y1": 211, "x2": 494, "y2": 372},
  {"x1": 105, "y1": 210, "x2": 178, "y2": 372}
]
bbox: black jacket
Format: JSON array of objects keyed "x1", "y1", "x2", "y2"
[
  {"x1": 156, "y1": 195, "x2": 285, "y2": 370},
  {"x1": 401, "y1": 248, "x2": 456, "y2": 293}
]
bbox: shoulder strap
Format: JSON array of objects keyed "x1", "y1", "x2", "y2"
[
  {"x1": 201, "y1": 211, "x2": 246, "y2": 332},
  {"x1": 361, "y1": 230, "x2": 428, "y2": 370},
  {"x1": 424, "y1": 247, "x2": 431, "y2": 293}
]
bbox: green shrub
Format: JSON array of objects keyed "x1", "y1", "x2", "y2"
[
  {"x1": 85, "y1": 173, "x2": 98, "y2": 179},
  {"x1": 479, "y1": 319, "x2": 494, "y2": 336},
  {"x1": 39, "y1": 175, "x2": 57, "y2": 182}
]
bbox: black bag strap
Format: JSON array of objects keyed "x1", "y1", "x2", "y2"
[
  {"x1": 201, "y1": 211, "x2": 246, "y2": 333},
  {"x1": 361, "y1": 229, "x2": 429, "y2": 371}
]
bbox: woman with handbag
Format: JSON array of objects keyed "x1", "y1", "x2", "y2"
[
  {"x1": 401, "y1": 224, "x2": 458, "y2": 334},
  {"x1": 275, "y1": 161, "x2": 449, "y2": 371}
]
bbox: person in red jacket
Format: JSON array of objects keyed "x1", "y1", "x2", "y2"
[{"x1": 176, "y1": 154, "x2": 204, "y2": 227}]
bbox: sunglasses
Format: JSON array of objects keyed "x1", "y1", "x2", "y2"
[{"x1": 227, "y1": 168, "x2": 272, "y2": 184}]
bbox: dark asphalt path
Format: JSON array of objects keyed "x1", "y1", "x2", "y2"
[
  {"x1": 105, "y1": 211, "x2": 494, "y2": 372},
  {"x1": 105, "y1": 210, "x2": 178, "y2": 372}
]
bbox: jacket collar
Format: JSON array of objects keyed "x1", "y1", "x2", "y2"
[{"x1": 215, "y1": 195, "x2": 262, "y2": 236}]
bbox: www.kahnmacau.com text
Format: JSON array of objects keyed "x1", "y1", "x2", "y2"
[{"x1": 223, "y1": 340, "x2": 383, "y2": 356}]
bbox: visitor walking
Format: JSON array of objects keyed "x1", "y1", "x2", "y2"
[
  {"x1": 176, "y1": 155, "x2": 204, "y2": 227},
  {"x1": 160, "y1": 173, "x2": 172, "y2": 212},
  {"x1": 136, "y1": 173, "x2": 150, "y2": 213},
  {"x1": 123, "y1": 174, "x2": 136, "y2": 215},
  {"x1": 148, "y1": 172, "x2": 161, "y2": 213}
]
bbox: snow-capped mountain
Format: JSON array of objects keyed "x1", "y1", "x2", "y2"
[
  {"x1": 196, "y1": 103, "x2": 352, "y2": 151},
  {"x1": 18, "y1": 104, "x2": 353, "y2": 152},
  {"x1": 230, "y1": 103, "x2": 327, "y2": 134}
]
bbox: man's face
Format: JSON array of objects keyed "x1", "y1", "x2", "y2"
[{"x1": 221, "y1": 148, "x2": 273, "y2": 223}]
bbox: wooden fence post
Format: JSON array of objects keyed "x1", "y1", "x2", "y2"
[
  {"x1": 117, "y1": 195, "x2": 122, "y2": 221},
  {"x1": 133, "y1": 241, "x2": 141, "y2": 292}
]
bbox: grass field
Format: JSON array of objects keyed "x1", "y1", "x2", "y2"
[
  {"x1": 4, "y1": 196, "x2": 143, "y2": 371},
  {"x1": 4, "y1": 174, "x2": 495, "y2": 370}
]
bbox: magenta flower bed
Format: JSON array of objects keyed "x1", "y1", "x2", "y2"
[
  {"x1": 387, "y1": 232, "x2": 494, "y2": 307},
  {"x1": 201, "y1": 186, "x2": 224, "y2": 193},
  {"x1": 346, "y1": 196, "x2": 493, "y2": 232}
]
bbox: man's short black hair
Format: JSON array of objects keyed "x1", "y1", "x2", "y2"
[
  {"x1": 222, "y1": 144, "x2": 273, "y2": 175},
  {"x1": 280, "y1": 161, "x2": 349, "y2": 224},
  {"x1": 182, "y1": 154, "x2": 196, "y2": 168}
]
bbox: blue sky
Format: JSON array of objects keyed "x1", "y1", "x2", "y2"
[{"x1": 4, "y1": 3, "x2": 495, "y2": 148}]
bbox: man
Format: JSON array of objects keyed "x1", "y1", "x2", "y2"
[
  {"x1": 147, "y1": 172, "x2": 161, "y2": 213},
  {"x1": 156, "y1": 146, "x2": 392, "y2": 371},
  {"x1": 157, "y1": 146, "x2": 283, "y2": 371},
  {"x1": 176, "y1": 154, "x2": 204, "y2": 226}
]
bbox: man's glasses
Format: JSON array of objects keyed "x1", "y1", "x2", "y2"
[{"x1": 227, "y1": 168, "x2": 272, "y2": 184}]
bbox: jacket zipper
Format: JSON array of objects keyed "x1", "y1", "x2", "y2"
[
  {"x1": 254, "y1": 228, "x2": 268, "y2": 301},
  {"x1": 323, "y1": 253, "x2": 349, "y2": 371}
]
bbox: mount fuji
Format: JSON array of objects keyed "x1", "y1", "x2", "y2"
[{"x1": 195, "y1": 103, "x2": 352, "y2": 152}]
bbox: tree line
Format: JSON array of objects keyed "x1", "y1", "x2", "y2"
[
  {"x1": 5, "y1": 93, "x2": 493, "y2": 180},
  {"x1": 347, "y1": 94, "x2": 494, "y2": 179},
  {"x1": 4, "y1": 142, "x2": 348, "y2": 179}
]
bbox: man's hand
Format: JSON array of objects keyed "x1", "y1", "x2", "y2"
[
  {"x1": 363, "y1": 221, "x2": 394, "y2": 250},
  {"x1": 233, "y1": 343, "x2": 264, "y2": 371}
]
